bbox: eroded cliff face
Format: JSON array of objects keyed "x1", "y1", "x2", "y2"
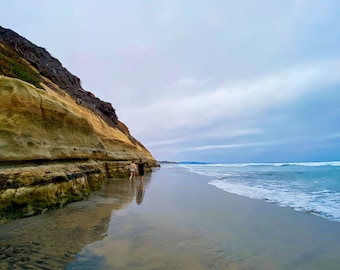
[
  {"x1": 0, "y1": 76, "x2": 154, "y2": 162},
  {"x1": 0, "y1": 26, "x2": 157, "y2": 223}
]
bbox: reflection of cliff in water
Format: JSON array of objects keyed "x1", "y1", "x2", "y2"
[{"x1": 0, "y1": 177, "x2": 144, "y2": 269}]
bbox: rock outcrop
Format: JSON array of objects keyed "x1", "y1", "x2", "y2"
[{"x1": 0, "y1": 26, "x2": 158, "y2": 223}]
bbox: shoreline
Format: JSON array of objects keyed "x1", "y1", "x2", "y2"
[
  {"x1": 70, "y1": 166, "x2": 340, "y2": 269},
  {"x1": 1, "y1": 166, "x2": 340, "y2": 269}
]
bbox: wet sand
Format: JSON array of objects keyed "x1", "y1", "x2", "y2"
[{"x1": 1, "y1": 166, "x2": 340, "y2": 269}]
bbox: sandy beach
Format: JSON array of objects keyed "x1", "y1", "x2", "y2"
[{"x1": 1, "y1": 166, "x2": 340, "y2": 269}]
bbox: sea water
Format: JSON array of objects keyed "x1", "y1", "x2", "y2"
[{"x1": 171, "y1": 161, "x2": 340, "y2": 223}]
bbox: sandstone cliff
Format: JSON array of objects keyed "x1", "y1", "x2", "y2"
[{"x1": 0, "y1": 26, "x2": 158, "y2": 223}]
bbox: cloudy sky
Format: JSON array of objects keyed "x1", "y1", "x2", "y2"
[{"x1": 1, "y1": 0, "x2": 340, "y2": 163}]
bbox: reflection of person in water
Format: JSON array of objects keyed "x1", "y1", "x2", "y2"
[{"x1": 136, "y1": 182, "x2": 145, "y2": 205}]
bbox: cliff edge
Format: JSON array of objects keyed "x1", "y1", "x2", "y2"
[{"x1": 0, "y1": 26, "x2": 158, "y2": 223}]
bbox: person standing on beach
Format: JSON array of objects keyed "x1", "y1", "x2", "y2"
[
  {"x1": 129, "y1": 161, "x2": 137, "y2": 182},
  {"x1": 138, "y1": 159, "x2": 145, "y2": 182}
]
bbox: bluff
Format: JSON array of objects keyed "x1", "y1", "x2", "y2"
[{"x1": 0, "y1": 26, "x2": 158, "y2": 223}]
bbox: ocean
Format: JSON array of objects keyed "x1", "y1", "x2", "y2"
[{"x1": 167, "y1": 161, "x2": 340, "y2": 223}]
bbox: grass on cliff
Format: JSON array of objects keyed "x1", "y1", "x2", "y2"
[{"x1": 0, "y1": 43, "x2": 42, "y2": 88}]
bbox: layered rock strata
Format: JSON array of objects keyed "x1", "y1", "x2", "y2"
[
  {"x1": 0, "y1": 26, "x2": 158, "y2": 223},
  {"x1": 0, "y1": 160, "x2": 133, "y2": 223}
]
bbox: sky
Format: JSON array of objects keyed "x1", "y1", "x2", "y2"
[{"x1": 1, "y1": 0, "x2": 340, "y2": 163}]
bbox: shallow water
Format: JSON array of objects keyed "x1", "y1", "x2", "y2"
[
  {"x1": 0, "y1": 176, "x2": 141, "y2": 270},
  {"x1": 176, "y1": 162, "x2": 340, "y2": 222},
  {"x1": 1, "y1": 167, "x2": 340, "y2": 270}
]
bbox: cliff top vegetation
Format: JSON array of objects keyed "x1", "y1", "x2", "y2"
[{"x1": 0, "y1": 42, "x2": 41, "y2": 88}]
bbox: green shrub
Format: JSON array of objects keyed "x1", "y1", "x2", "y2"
[
  {"x1": 10, "y1": 61, "x2": 41, "y2": 88},
  {"x1": 0, "y1": 43, "x2": 42, "y2": 88}
]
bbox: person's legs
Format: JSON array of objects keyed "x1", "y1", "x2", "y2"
[{"x1": 130, "y1": 171, "x2": 135, "y2": 181}]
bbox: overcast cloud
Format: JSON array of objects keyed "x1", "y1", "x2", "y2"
[{"x1": 1, "y1": 0, "x2": 340, "y2": 163}]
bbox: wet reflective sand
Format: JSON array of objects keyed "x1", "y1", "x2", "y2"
[
  {"x1": 1, "y1": 167, "x2": 340, "y2": 269},
  {"x1": 0, "y1": 176, "x2": 138, "y2": 269}
]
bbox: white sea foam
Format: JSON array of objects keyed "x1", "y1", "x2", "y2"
[
  {"x1": 208, "y1": 179, "x2": 340, "y2": 221},
  {"x1": 198, "y1": 161, "x2": 340, "y2": 167},
  {"x1": 173, "y1": 162, "x2": 340, "y2": 223}
]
